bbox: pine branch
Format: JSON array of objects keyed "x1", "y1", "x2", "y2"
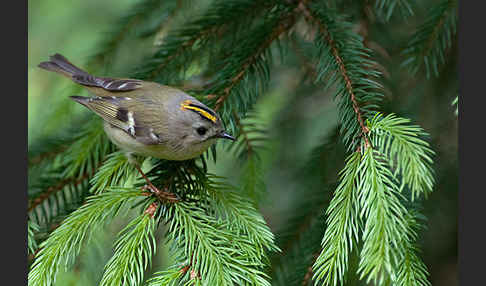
[
  {"x1": 402, "y1": 0, "x2": 457, "y2": 78},
  {"x1": 28, "y1": 188, "x2": 142, "y2": 286}
]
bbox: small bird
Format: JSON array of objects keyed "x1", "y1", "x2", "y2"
[{"x1": 38, "y1": 53, "x2": 235, "y2": 202}]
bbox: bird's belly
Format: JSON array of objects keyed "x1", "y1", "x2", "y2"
[{"x1": 103, "y1": 122, "x2": 214, "y2": 161}]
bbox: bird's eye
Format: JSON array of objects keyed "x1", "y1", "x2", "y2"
[{"x1": 196, "y1": 127, "x2": 207, "y2": 136}]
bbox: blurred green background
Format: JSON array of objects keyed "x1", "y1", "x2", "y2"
[{"x1": 29, "y1": 0, "x2": 458, "y2": 285}]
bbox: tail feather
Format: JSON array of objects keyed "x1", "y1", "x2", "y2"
[
  {"x1": 38, "y1": 53, "x2": 142, "y2": 91},
  {"x1": 38, "y1": 53, "x2": 88, "y2": 78}
]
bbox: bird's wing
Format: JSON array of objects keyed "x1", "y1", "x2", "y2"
[
  {"x1": 72, "y1": 75, "x2": 142, "y2": 91},
  {"x1": 70, "y1": 95, "x2": 165, "y2": 145}
]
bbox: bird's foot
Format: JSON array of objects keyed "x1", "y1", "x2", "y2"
[{"x1": 142, "y1": 184, "x2": 180, "y2": 203}]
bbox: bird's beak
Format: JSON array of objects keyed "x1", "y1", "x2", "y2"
[{"x1": 218, "y1": 131, "x2": 235, "y2": 141}]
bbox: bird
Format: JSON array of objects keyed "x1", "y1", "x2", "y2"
[{"x1": 38, "y1": 53, "x2": 235, "y2": 202}]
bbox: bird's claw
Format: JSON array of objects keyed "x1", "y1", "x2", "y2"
[{"x1": 142, "y1": 184, "x2": 180, "y2": 203}]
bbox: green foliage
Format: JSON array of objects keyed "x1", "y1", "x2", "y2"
[
  {"x1": 100, "y1": 212, "x2": 158, "y2": 286},
  {"x1": 402, "y1": 0, "x2": 457, "y2": 78},
  {"x1": 305, "y1": 2, "x2": 384, "y2": 151},
  {"x1": 373, "y1": 0, "x2": 415, "y2": 21},
  {"x1": 150, "y1": 175, "x2": 278, "y2": 285},
  {"x1": 229, "y1": 112, "x2": 269, "y2": 204},
  {"x1": 367, "y1": 113, "x2": 435, "y2": 200},
  {"x1": 312, "y1": 114, "x2": 435, "y2": 285},
  {"x1": 28, "y1": 220, "x2": 40, "y2": 256},
  {"x1": 89, "y1": 151, "x2": 136, "y2": 194},
  {"x1": 133, "y1": 0, "x2": 281, "y2": 85},
  {"x1": 28, "y1": 0, "x2": 457, "y2": 285},
  {"x1": 357, "y1": 148, "x2": 408, "y2": 284},
  {"x1": 273, "y1": 216, "x2": 326, "y2": 286},
  {"x1": 452, "y1": 95, "x2": 458, "y2": 116},
  {"x1": 312, "y1": 152, "x2": 361, "y2": 286},
  {"x1": 28, "y1": 188, "x2": 142, "y2": 286}
]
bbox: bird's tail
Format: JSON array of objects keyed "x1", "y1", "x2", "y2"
[
  {"x1": 38, "y1": 53, "x2": 142, "y2": 91},
  {"x1": 38, "y1": 53, "x2": 89, "y2": 78}
]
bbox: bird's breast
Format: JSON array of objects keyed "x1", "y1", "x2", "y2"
[{"x1": 103, "y1": 122, "x2": 214, "y2": 160}]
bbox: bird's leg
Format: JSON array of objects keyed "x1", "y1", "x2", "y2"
[{"x1": 134, "y1": 164, "x2": 180, "y2": 203}]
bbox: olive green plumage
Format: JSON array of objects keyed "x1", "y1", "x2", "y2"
[{"x1": 38, "y1": 53, "x2": 234, "y2": 161}]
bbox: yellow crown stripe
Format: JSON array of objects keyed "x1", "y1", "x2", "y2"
[{"x1": 180, "y1": 100, "x2": 217, "y2": 123}]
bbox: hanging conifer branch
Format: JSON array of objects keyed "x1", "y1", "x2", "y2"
[
  {"x1": 212, "y1": 6, "x2": 297, "y2": 113},
  {"x1": 28, "y1": 170, "x2": 92, "y2": 213},
  {"x1": 134, "y1": 0, "x2": 281, "y2": 83},
  {"x1": 402, "y1": 0, "x2": 457, "y2": 78},
  {"x1": 300, "y1": 2, "x2": 383, "y2": 151},
  {"x1": 28, "y1": 0, "x2": 454, "y2": 284}
]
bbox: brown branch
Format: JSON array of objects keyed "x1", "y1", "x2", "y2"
[
  {"x1": 213, "y1": 12, "x2": 297, "y2": 111},
  {"x1": 28, "y1": 170, "x2": 94, "y2": 212},
  {"x1": 28, "y1": 145, "x2": 68, "y2": 167},
  {"x1": 298, "y1": 2, "x2": 371, "y2": 149},
  {"x1": 301, "y1": 251, "x2": 320, "y2": 285},
  {"x1": 144, "y1": 202, "x2": 159, "y2": 218}
]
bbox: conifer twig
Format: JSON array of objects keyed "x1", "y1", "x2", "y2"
[
  {"x1": 214, "y1": 11, "x2": 297, "y2": 111},
  {"x1": 298, "y1": 2, "x2": 371, "y2": 149},
  {"x1": 232, "y1": 111, "x2": 253, "y2": 156},
  {"x1": 28, "y1": 170, "x2": 93, "y2": 212}
]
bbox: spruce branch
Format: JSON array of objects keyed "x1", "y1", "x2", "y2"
[
  {"x1": 205, "y1": 175, "x2": 280, "y2": 258},
  {"x1": 28, "y1": 168, "x2": 92, "y2": 213},
  {"x1": 230, "y1": 111, "x2": 269, "y2": 204},
  {"x1": 402, "y1": 0, "x2": 457, "y2": 78},
  {"x1": 162, "y1": 202, "x2": 273, "y2": 285},
  {"x1": 273, "y1": 216, "x2": 325, "y2": 286},
  {"x1": 301, "y1": 2, "x2": 384, "y2": 151},
  {"x1": 99, "y1": 207, "x2": 159, "y2": 286},
  {"x1": 373, "y1": 0, "x2": 415, "y2": 21},
  {"x1": 28, "y1": 188, "x2": 142, "y2": 286},
  {"x1": 357, "y1": 147, "x2": 408, "y2": 284},
  {"x1": 452, "y1": 95, "x2": 458, "y2": 116},
  {"x1": 147, "y1": 173, "x2": 277, "y2": 285},
  {"x1": 395, "y1": 211, "x2": 431, "y2": 286},
  {"x1": 28, "y1": 220, "x2": 40, "y2": 256},
  {"x1": 367, "y1": 113, "x2": 435, "y2": 200},
  {"x1": 89, "y1": 151, "x2": 136, "y2": 194},
  {"x1": 61, "y1": 118, "x2": 113, "y2": 179},
  {"x1": 133, "y1": 0, "x2": 280, "y2": 84},
  {"x1": 211, "y1": 8, "x2": 296, "y2": 113},
  {"x1": 312, "y1": 152, "x2": 361, "y2": 286}
]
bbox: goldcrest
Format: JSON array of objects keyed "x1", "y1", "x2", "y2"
[{"x1": 38, "y1": 54, "x2": 235, "y2": 162}]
